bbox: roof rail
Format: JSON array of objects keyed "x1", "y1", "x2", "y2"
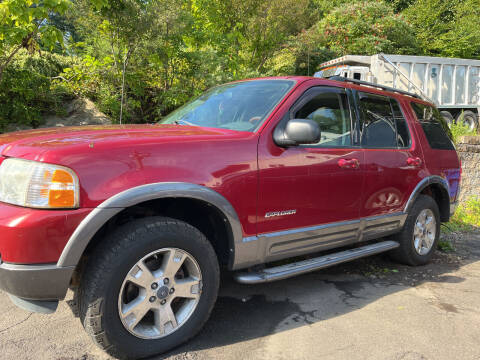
[{"x1": 327, "y1": 75, "x2": 422, "y2": 100}]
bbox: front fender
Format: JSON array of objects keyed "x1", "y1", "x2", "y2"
[{"x1": 57, "y1": 182, "x2": 244, "y2": 268}]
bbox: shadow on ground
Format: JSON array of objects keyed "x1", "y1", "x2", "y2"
[{"x1": 158, "y1": 231, "x2": 480, "y2": 359}]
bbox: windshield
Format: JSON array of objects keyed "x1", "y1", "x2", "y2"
[{"x1": 159, "y1": 80, "x2": 295, "y2": 132}]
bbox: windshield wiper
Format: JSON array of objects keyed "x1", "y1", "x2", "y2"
[{"x1": 173, "y1": 119, "x2": 196, "y2": 126}]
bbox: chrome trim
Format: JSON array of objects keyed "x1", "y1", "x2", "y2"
[
  {"x1": 360, "y1": 212, "x2": 407, "y2": 242},
  {"x1": 234, "y1": 240, "x2": 400, "y2": 284},
  {"x1": 242, "y1": 236, "x2": 259, "y2": 243},
  {"x1": 238, "y1": 212, "x2": 406, "y2": 267},
  {"x1": 260, "y1": 219, "x2": 359, "y2": 239},
  {"x1": 404, "y1": 175, "x2": 450, "y2": 214},
  {"x1": 57, "y1": 182, "x2": 245, "y2": 270}
]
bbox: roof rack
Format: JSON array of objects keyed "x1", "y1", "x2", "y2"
[{"x1": 327, "y1": 75, "x2": 421, "y2": 99}]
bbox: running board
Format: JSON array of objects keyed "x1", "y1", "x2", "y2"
[{"x1": 234, "y1": 241, "x2": 399, "y2": 284}]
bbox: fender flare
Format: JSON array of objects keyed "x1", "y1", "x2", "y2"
[
  {"x1": 57, "y1": 182, "x2": 243, "y2": 268},
  {"x1": 404, "y1": 175, "x2": 451, "y2": 219}
]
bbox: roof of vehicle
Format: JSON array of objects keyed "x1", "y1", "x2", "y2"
[{"x1": 238, "y1": 76, "x2": 434, "y2": 106}]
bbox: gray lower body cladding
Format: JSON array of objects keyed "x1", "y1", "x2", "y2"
[
  {"x1": 0, "y1": 261, "x2": 73, "y2": 300},
  {"x1": 236, "y1": 212, "x2": 407, "y2": 268}
]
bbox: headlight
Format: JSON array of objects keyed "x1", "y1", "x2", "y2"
[{"x1": 0, "y1": 158, "x2": 79, "y2": 208}]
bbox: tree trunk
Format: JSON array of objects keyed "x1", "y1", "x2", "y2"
[{"x1": 119, "y1": 50, "x2": 131, "y2": 124}]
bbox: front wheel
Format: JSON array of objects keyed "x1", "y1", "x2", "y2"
[
  {"x1": 390, "y1": 195, "x2": 440, "y2": 266},
  {"x1": 78, "y1": 217, "x2": 220, "y2": 359}
]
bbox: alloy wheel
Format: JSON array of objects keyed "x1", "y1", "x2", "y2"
[{"x1": 118, "y1": 248, "x2": 202, "y2": 339}]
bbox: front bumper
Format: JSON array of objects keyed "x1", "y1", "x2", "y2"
[
  {"x1": 0, "y1": 202, "x2": 91, "y2": 264},
  {"x1": 0, "y1": 261, "x2": 73, "y2": 300}
]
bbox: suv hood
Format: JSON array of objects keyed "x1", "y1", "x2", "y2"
[{"x1": 0, "y1": 124, "x2": 250, "y2": 160}]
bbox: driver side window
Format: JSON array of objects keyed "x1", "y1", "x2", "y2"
[{"x1": 294, "y1": 89, "x2": 352, "y2": 148}]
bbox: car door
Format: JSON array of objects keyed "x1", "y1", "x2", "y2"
[
  {"x1": 355, "y1": 91, "x2": 425, "y2": 240},
  {"x1": 257, "y1": 86, "x2": 365, "y2": 262}
]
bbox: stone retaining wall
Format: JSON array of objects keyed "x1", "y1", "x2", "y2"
[{"x1": 457, "y1": 136, "x2": 480, "y2": 202}]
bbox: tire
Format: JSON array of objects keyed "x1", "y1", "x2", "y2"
[
  {"x1": 456, "y1": 110, "x2": 478, "y2": 132},
  {"x1": 389, "y1": 195, "x2": 440, "y2": 266},
  {"x1": 78, "y1": 216, "x2": 220, "y2": 359},
  {"x1": 440, "y1": 111, "x2": 454, "y2": 128}
]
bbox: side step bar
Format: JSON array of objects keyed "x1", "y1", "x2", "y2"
[{"x1": 234, "y1": 241, "x2": 399, "y2": 284}]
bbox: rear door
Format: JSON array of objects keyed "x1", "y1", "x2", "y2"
[
  {"x1": 257, "y1": 86, "x2": 365, "y2": 262},
  {"x1": 355, "y1": 91, "x2": 425, "y2": 238}
]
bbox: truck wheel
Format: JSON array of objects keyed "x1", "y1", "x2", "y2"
[
  {"x1": 78, "y1": 217, "x2": 220, "y2": 359},
  {"x1": 440, "y1": 111, "x2": 454, "y2": 128},
  {"x1": 389, "y1": 195, "x2": 440, "y2": 266},
  {"x1": 456, "y1": 110, "x2": 478, "y2": 131}
]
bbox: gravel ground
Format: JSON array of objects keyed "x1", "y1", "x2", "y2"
[{"x1": 1, "y1": 231, "x2": 480, "y2": 360}]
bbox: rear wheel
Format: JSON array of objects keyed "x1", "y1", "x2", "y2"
[
  {"x1": 390, "y1": 195, "x2": 440, "y2": 266},
  {"x1": 456, "y1": 110, "x2": 478, "y2": 131},
  {"x1": 440, "y1": 111, "x2": 454, "y2": 128},
  {"x1": 78, "y1": 217, "x2": 220, "y2": 359}
]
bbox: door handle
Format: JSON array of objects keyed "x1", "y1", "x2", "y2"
[
  {"x1": 338, "y1": 158, "x2": 360, "y2": 169},
  {"x1": 407, "y1": 157, "x2": 422, "y2": 167}
]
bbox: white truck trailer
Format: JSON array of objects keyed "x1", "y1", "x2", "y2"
[{"x1": 314, "y1": 54, "x2": 480, "y2": 130}]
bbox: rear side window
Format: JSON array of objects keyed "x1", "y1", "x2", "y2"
[
  {"x1": 358, "y1": 92, "x2": 410, "y2": 148},
  {"x1": 411, "y1": 103, "x2": 454, "y2": 150}
]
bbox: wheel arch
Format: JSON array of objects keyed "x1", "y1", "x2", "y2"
[
  {"x1": 57, "y1": 183, "x2": 244, "y2": 271},
  {"x1": 404, "y1": 176, "x2": 451, "y2": 222}
]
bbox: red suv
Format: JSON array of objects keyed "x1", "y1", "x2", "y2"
[{"x1": 0, "y1": 76, "x2": 460, "y2": 359}]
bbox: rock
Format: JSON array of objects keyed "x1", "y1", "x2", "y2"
[
  {"x1": 457, "y1": 135, "x2": 480, "y2": 201},
  {"x1": 41, "y1": 98, "x2": 111, "y2": 128},
  {"x1": 4, "y1": 123, "x2": 34, "y2": 132}
]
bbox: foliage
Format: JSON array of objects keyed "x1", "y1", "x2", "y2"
[
  {"x1": 267, "y1": 1, "x2": 419, "y2": 76},
  {"x1": 437, "y1": 239, "x2": 455, "y2": 252},
  {"x1": 0, "y1": 50, "x2": 72, "y2": 132},
  {"x1": 314, "y1": 1, "x2": 419, "y2": 56},
  {"x1": 404, "y1": 0, "x2": 480, "y2": 59},
  {"x1": 0, "y1": 0, "x2": 70, "y2": 83},
  {"x1": 449, "y1": 120, "x2": 479, "y2": 144},
  {"x1": 444, "y1": 197, "x2": 480, "y2": 233},
  {"x1": 0, "y1": 0, "x2": 479, "y2": 127}
]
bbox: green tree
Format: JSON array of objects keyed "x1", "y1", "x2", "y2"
[
  {"x1": 267, "y1": 1, "x2": 419, "y2": 75},
  {"x1": 314, "y1": 1, "x2": 419, "y2": 56},
  {"x1": 0, "y1": 0, "x2": 70, "y2": 83},
  {"x1": 404, "y1": 0, "x2": 480, "y2": 58}
]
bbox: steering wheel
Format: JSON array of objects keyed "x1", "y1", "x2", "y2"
[{"x1": 248, "y1": 116, "x2": 262, "y2": 124}]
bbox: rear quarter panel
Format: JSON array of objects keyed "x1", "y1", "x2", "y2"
[{"x1": 402, "y1": 99, "x2": 461, "y2": 202}]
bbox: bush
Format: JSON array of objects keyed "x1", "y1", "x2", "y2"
[
  {"x1": 450, "y1": 119, "x2": 478, "y2": 144},
  {"x1": 0, "y1": 50, "x2": 73, "y2": 132},
  {"x1": 444, "y1": 197, "x2": 480, "y2": 232}
]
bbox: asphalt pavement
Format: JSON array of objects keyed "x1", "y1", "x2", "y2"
[{"x1": 1, "y1": 232, "x2": 480, "y2": 360}]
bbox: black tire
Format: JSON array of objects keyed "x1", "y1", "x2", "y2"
[
  {"x1": 389, "y1": 195, "x2": 440, "y2": 266},
  {"x1": 456, "y1": 110, "x2": 478, "y2": 132},
  {"x1": 440, "y1": 111, "x2": 454, "y2": 128},
  {"x1": 78, "y1": 216, "x2": 220, "y2": 359}
]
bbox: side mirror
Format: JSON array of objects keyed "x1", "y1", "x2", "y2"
[{"x1": 273, "y1": 119, "x2": 321, "y2": 147}]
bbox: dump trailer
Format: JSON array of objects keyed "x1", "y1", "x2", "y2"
[{"x1": 314, "y1": 54, "x2": 480, "y2": 130}]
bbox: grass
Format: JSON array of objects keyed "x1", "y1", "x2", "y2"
[
  {"x1": 438, "y1": 239, "x2": 455, "y2": 252},
  {"x1": 450, "y1": 120, "x2": 479, "y2": 144},
  {"x1": 442, "y1": 196, "x2": 480, "y2": 233}
]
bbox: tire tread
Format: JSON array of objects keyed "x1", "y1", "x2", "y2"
[{"x1": 78, "y1": 216, "x2": 219, "y2": 359}]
